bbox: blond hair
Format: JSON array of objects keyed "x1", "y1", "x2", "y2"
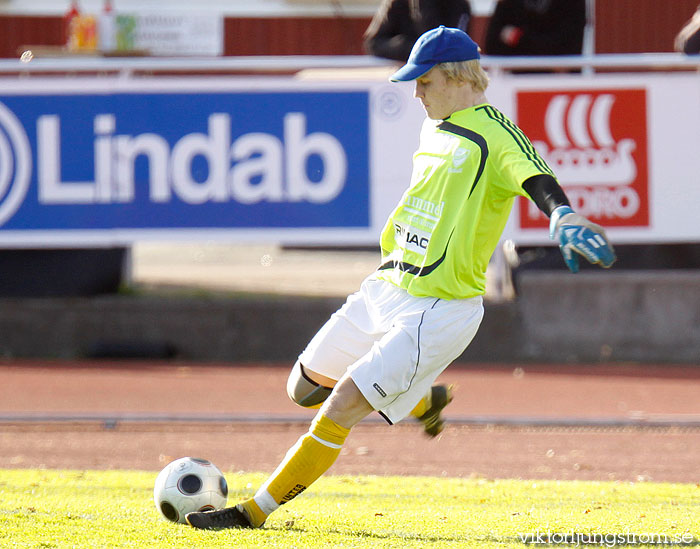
[{"x1": 437, "y1": 59, "x2": 489, "y2": 93}]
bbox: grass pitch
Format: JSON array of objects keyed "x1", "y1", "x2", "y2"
[{"x1": 1, "y1": 469, "x2": 698, "y2": 548}]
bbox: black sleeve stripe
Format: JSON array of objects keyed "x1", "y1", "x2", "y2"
[{"x1": 477, "y1": 105, "x2": 555, "y2": 177}]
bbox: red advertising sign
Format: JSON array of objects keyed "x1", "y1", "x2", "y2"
[{"x1": 517, "y1": 89, "x2": 649, "y2": 228}]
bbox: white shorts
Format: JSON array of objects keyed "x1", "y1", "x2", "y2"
[{"x1": 298, "y1": 276, "x2": 484, "y2": 424}]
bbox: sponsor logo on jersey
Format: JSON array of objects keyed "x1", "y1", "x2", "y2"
[
  {"x1": 394, "y1": 221, "x2": 431, "y2": 256},
  {"x1": 516, "y1": 89, "x2": 649, "y2": 228},
  {"x1": 448, "y1": 146, "x2": 470, "y2": 173}
]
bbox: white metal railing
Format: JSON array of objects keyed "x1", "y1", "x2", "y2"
[
  {"x1": 482, "y1": 53, "x2": 700, "y2": 75},
  {"x1": 0, "y1": 53, "x2": 698, "y2": 77},
  {"x1": 0, "y1": 55, "x2": 394, "y2": 75}
]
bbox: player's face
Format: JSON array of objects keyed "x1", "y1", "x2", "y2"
[{"x1": 414, "y1": 68, "x2": 466, "y2": 120}]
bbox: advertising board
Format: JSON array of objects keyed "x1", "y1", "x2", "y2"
[
  {"x1": 0, "y1": 79, "x2": 413, "y2": 245},
  {"x1": 0, "y1": 71, "x2": 699, "y2": 247}
]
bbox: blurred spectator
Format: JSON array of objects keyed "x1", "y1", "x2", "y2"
[
  {"x1": 674, "y1": 4, "x2": 700, "y2": 54},
  {"x1": 364, "y1": 0, "x2": 472, "y2": 62},
  {"x1": 485, "y1": 0, "x2": 586, "y2": 56}
]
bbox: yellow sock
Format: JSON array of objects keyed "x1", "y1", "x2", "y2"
[
  {"x1": 237, "y1": 498, "x2": 267, "y2": 528},
  {"x1": 410, "y1": 390, "x2": 432, "y2": 418},
  {"x1": 248, "y1": 413, "x2": 350, "y2": 525}
]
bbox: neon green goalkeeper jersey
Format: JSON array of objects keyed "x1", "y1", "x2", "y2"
[{"x1": 376, "y1": 104, "x2": 555, "y2": 300}]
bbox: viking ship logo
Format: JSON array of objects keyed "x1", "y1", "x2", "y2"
[
  {"x1": 535, "y1": 94, "x2": 636, "y2": 186},
  {"x1": 0, "y1": 101, "x2": 32, "y2": 227},
  {"x1": 517, "y1": 89, "x2": 649, "y2": 228}
]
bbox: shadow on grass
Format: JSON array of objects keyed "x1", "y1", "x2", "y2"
[{"x1": 268, "y1": 524, "x2": 468, "y2": 544}]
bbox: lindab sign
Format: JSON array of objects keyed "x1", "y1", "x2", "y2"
[
  {"x1": 0, "y1": 90, "x2": 369, "y2": 232},
  {"x1": 517, "y1": 88, "x2": 649, "y2": 228}
]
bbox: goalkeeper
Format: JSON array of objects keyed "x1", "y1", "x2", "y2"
[{"x1": 187, "y1": 25, "x2": 615, "y2": 530}]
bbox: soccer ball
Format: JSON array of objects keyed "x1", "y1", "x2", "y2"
[{"x1": 153, "y1": 457, "x2": 228, "y2": 524}]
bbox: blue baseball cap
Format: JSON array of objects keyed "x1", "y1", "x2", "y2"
[{"x1": 390, "y1": 26, "x2": 481, "y2": 82}]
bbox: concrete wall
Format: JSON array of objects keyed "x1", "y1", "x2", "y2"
[
  {"x1": 0, "y1": 271, "x2": 698, "y2": 364},
  {"x1": 513, "y1": 271, "x2": 700, "y2": 364},
  {"x1": 0, "y1": 294, "x2": 342, "y2": 362}
]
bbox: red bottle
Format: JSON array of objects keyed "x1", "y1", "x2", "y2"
[{"x1": 63, "y1": 0, "x2": 81, "y2": 47}]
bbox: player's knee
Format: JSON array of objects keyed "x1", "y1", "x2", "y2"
[{"x1": 287, "y1": 361, "x2": 333, "y2": 408}]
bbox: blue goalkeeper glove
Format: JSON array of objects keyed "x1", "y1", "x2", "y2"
[{"x1": 549, "y1": 206, "x2": 616, "y2": 273}]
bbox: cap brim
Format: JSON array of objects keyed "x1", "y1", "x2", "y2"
[{"x1": 389, "y1": 62, "x2": 435, "y2": 82}]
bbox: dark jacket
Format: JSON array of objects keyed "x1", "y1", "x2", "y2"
[
  {"x1": 675, "y1": 4, "x2": 700, "y2": 54},
  {"x1": 485, "y1": 0, "x2": 586, "y2": 56},
  {"x1": 364, "y1": 0, "x2": 472, "y2": 62}
]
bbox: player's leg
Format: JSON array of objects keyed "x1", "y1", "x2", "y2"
[
  {"x1": 187, "y1": 373, "x2": 372, "y2": 530},
  {"x1": 409, "y1": 384, "x2": 455, "y2": 437},
  {"x1": 286, "y1": 360, "x2": 335, "y2": 409},
  {"x1": 286, "y1": 281, "x2": 380, "y2": 410},
  {"x1": 187, "y1": 282, "x2": 483, "y2": 531},
  {"x1": 187, "y1": 279, "x2": 381, "y2": 530},
  {"x1": 234, "y1": 292, "x2": 471, "y2": 527},
  {"x1": 290, "y1": 279, "x2": 476, "y2": 435},
  {"x1": 239, "y1": 373, "x2": 373, "y2": 526},
  {"x1": 347, "y1": 290, "x2": 483, "y2": 429}
]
